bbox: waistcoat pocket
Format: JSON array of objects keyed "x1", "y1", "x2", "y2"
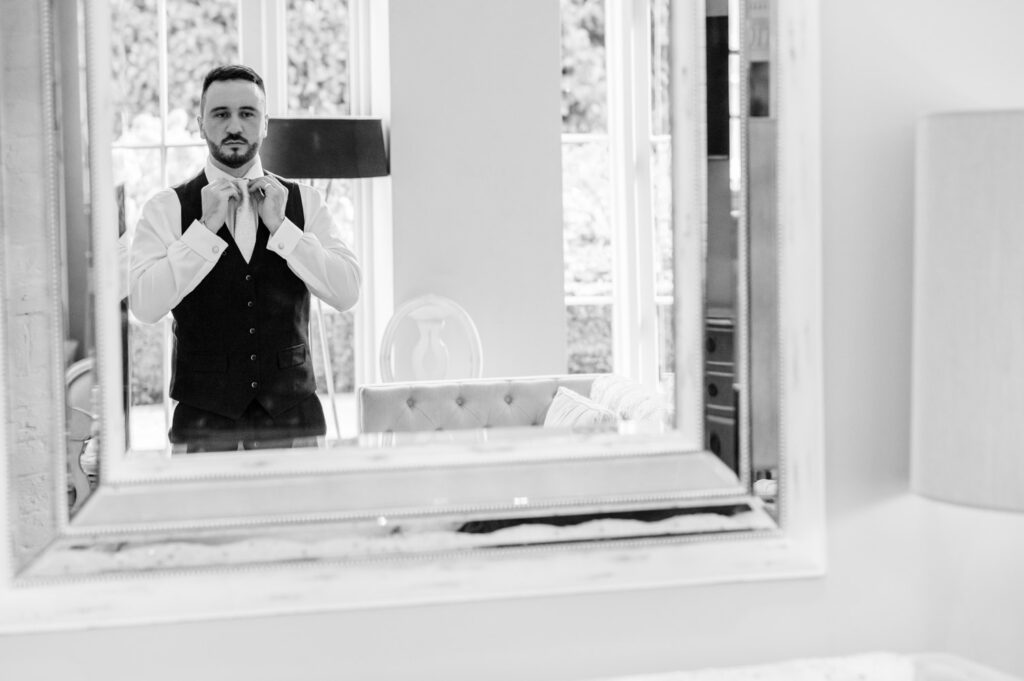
[{"x1": 278, "y1": 343, "x2": 308, "y2": 369}]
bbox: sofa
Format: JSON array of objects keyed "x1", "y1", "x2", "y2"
[{"x1": 357, "y1": 373, "x2": 668, "y2": 434}]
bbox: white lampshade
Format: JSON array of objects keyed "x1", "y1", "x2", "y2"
[{"x1": 912, "y1": 110, "x2": 1024, "y2": 512}]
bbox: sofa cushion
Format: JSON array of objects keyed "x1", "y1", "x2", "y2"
[
  {"x1": 590, "y1": 373, "x2": 667, "y2": 425},
  {"x1": 542, "y1": 387, "x2": 618, "y2": 430},
  {"x1": 358, "y1": 375, "x2": 599, "y2": 433}
]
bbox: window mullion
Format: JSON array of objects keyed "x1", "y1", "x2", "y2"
[
  {"x1": 606, "y1": 0, "x2": 637, "y2": 382},
  {"x1": 239, "y1": 0, "x2": 287, "y2": 116},
  {"x1": 607, "y1": 0, "x2": 657, "y2": 390},
  {"x1": 631, "y1": 0, "x2": 659, "y2": 394},
  {"x1": 349, "y1": 0, "x2": 393, "y2": 386},
  {"x1": 157, "y1": 0, "x2": 169, "y2": 187}
]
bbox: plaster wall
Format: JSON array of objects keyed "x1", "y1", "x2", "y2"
[
  {"x1": 388, "y1": 0, "x2": 567, "y2": 378},
  {"x1": 2, "y1": 1, "x2": 1024, "y2": 680}
]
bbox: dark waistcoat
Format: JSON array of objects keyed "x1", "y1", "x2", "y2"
[{"x1": 169, "y1": 170, "x2": 316, "y2": 420}]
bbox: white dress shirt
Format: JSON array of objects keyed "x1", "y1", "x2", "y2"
[{"x1": 129, "y1": 158, "x2": 361, "y2": 325}]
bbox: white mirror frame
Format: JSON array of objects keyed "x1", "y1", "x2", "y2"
[{"x1": 0, "y1": 0, "x2": 823, "y2": 630}]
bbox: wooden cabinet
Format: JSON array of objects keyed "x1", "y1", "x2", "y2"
[{"x1": 704, "y1": 317, "x2": 738, "y2": 473}]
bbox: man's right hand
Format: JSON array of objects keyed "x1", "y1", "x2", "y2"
[{"x1": 200, "y1": 179, "x2": 243, "y2": 233}]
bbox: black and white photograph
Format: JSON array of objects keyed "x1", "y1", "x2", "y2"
[{"x1": 0, "y1": 1, "x2": 1022, "y2": 679}]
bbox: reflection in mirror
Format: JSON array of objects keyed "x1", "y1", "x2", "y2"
[
  {"x1": 56, "y1": 0, "x2": 100, "y2": 514},
  {"x1": 105, "y1": 1, "x2": 364, "y2": 453},
  {"x1": 0, "y1": 0, "x2": 827, "y2": 591},
  {"x1": 59, "y1": 0, "x2": 782, "y2": 538}
]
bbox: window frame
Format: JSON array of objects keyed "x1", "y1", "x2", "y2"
[{"x1": 562, "y1": 0, "x2": 667, "y2": 395}]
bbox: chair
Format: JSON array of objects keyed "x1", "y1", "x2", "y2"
[
  {"x1": 379, "y1": 294, "x2": 483, "y2": 382},
  {"x1": 66, "y1": 357, "x2": 97, "y2": 513}
]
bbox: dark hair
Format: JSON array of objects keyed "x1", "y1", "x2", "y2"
[{"x1": 200, "y1": 64, "x2": 266, "y2": 111}]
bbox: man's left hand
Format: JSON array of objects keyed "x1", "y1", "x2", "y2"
[{"x1": 248, "y1": 175, "x2": 287, "y2": 234}]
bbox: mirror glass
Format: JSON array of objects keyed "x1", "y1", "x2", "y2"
[{"x1": 62, "y1": 0, "x2": 780, "y2": 528}]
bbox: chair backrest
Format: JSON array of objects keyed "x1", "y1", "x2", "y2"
[
  {"x1": 379, "y1": 294, "x2": 483, "y2": 382},
  {"x1": 358, "y1": 374, "x2": 598, "y2": 434},
  {"x1": 65, "y1": 358, "x2": 95, "y2": 512}
]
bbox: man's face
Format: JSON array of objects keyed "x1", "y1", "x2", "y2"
[{"x1": 198, "y1": 79, "x2": 268, "y2": 172}]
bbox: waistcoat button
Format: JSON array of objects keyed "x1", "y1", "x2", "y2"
[{"x1": 249, "y1": 327, "x2": 256, "y2": 335}]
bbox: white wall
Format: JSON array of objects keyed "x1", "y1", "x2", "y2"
[
  {"x1": 3, "y1": 1, "x2": 1024, "y2": 679},
  {"x1": 820, "y1": 0, "x2": 1024, "y2": 669},
  {"x1": 388, "y1": 0, "x2": 567, "y2": 378}
]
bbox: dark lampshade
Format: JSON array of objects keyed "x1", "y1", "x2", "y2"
[{"x1": 259, "y1": 117, "x2": 389, "y2": 179}]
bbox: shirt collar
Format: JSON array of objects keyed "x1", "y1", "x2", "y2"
[{"x1": 205, "y1": 156, "x2": 265, "y2": 184}]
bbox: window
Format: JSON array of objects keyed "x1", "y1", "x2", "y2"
[
  {"x1": 561, "y1": 0, "x2": 674, "y2": 395},
  {"x1": 111, "y1": 0, "x2": 379, "y2": 448}
]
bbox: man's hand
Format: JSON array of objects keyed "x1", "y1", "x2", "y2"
[
  {"x1": 249, "y1": 175, "x2": 287, "y2": 234},
  {"x1": 200, "y1": 179, "x2": 243, "y2": 234}
]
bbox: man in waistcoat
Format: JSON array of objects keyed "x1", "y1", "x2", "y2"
[{"x1": 129, "y1": 65, "x2": 361, "y2": 453}]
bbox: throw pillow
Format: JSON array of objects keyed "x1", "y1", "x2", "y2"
[
  {"x1": 590, "y1": 373, "x2": 667, "y2": 425},
  {"x1": 543, "y1": 387, "x2": 619, "y2": 430}
]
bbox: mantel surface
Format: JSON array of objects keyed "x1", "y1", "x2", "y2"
[{"x1": 591, "y1": 653, "x2": 1021, "y2": 681}]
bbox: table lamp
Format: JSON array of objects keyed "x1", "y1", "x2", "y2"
[{"x1": 259, "y1": 117, "x2": 389, "y2": 179}]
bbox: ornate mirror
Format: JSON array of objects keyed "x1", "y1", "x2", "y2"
[{"x1": 1, "y1": 0, "x2": 824, "y2": 623}]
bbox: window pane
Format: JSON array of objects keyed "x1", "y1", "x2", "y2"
[
  {"x1": 728, "y1": 0, "x2": 740, "y2": 51},
  {"x1": 652, "y1": 137, "x2": 674, "y2": 383},
  {"x1": 730, "y1": 116, "x2": 742, "y2": 200},
  {"x1": 657, "y1": 300, "x2": 675, "y2": 381},
  {"x1": 166, "y1": 145, "x2": 208, "y2": 186},
  {"x1": 650, "y1": 0, "x2": 671, "y2": 136},
  {"x1": 111, "y1": 0, "x2": 160, "y2": 144},
  {"x1": 113, "y1": 147, "x2": 162, "y2": 239},
  {"x1": 166, "y1": 0, "x2": 240, "y2": 140},
  {"x1": 563, "y1": 140, "x2": 613, "y2": 298},
  {"x1": 651, "y1": 137, "x2": 673, "y2": 298},
  {"x1": 567, "y1": 303, "x2": 612, "y2": 374},
  {"x1": 309, "y1": 307, "x2": 357, "y2": 440},
  {"x1": 287, "y1": 0, "x2": 350, "y2": 115},
  {"x1": 561, "y1": 0, "x2": 606, "y2": 133},
  {"x1": 308, "y1": 178, "x2": 356, "y2": 244},
  {"x1": 127, "y1": 316, "x2": 170, "y2": 452},
  {"x1": 728, "y1": 53, "x2": 741, "y2": 117}
]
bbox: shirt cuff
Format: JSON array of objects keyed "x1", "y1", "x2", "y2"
[
  {"x1": 182, "y1": 220, "x2": 227, "y2": 262},
  {"x1": 267, "y1": 219, "x2": 302, "y2": 257}
]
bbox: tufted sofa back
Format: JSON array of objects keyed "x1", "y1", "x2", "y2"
[{"x1": 358, "y1": 375, "x2": 600, "y2": 434}]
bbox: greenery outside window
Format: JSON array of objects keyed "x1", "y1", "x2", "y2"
[
  {"x1": 112, "y1": 0, "x2": 380, "y2": 446},
  {"x1": 561, "y1": 0, "x2": 674, "y2": 394}
]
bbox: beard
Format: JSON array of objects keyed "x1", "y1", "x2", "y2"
[{"x1": 208, "y1": 136, "x2": 260, "y2": 169}]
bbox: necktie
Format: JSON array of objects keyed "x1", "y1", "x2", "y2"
[{"x1": 234, "y1": 179, "x2": 256, "y2": 263}]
